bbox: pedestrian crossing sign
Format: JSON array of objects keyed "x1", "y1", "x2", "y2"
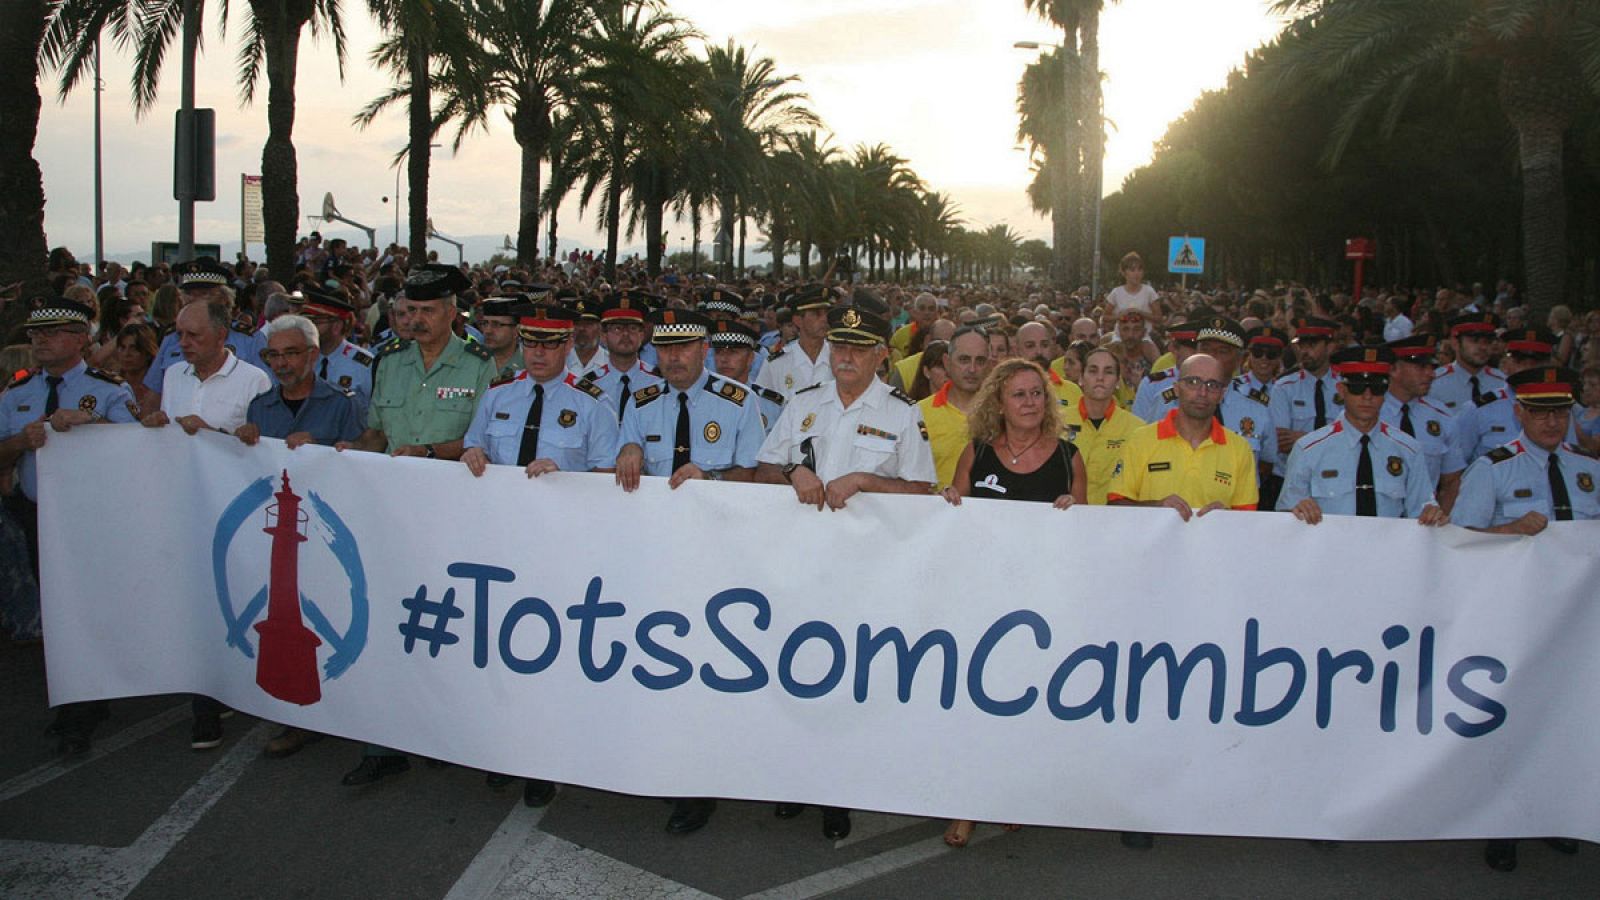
[{"x1": 1168, "y1": 237, "x2": 1205, "y2": 275}]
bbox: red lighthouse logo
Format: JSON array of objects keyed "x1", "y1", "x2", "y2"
[{"x1": 253, "y1": 471, "x2": 324, "y2": 704}]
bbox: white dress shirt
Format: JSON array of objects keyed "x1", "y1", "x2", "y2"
[{"x1": 161, "y1": 349, "x2": 272, "y2": 432}]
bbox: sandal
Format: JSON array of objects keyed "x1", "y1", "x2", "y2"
[{"x1": 944, "y1": 819, "x2": 974, "y2": 848}]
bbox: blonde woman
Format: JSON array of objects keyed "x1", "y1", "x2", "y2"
[{"x1": 943, "y1": 359, "x2": 1086, "y2": 510}]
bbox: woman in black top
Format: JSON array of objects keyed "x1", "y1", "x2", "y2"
[
  {"x1": 937, "y1": 359, "x2": 1085, "y2": 848},
  {"x1": 941, "y1": 359, "x2": 1086, "y2": 511}
]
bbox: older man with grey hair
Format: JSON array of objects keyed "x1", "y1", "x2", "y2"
[{"x1": 236, "y1": 314, "x2": 362, "y2": 451}]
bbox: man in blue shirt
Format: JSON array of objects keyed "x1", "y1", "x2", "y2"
[{"x1": 236, "y1": 315, "x2": 362, "y2": 450}]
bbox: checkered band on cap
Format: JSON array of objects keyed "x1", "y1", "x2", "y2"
[
  {"x1": 709, "y1": 321, "x2": 759, "y2": 349},
  {"x1": 24, "y1": 298, "x2": 93, "y2": 328},
  {"x1": 1196, "y1": 317, "x2": 1245, "y2": 348}
]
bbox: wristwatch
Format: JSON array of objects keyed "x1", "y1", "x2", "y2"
[
  {"x1": 424, "y1": 444, "x2": 437, "y2": 459},
  {"x1": 782, "y1": 463, "x2": 800, "y2": 482}
]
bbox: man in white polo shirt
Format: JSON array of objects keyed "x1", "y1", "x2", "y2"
[{"x1": 143, "y1": 299, "x2": 271, "y2": 436}]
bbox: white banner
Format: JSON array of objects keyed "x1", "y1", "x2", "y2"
[
  {"x1": 37, "y1": 427, "x2": 1600, "y2": 842},
  {"x1": 241, "y1": 174, "x2": 264, "y2": 244}
]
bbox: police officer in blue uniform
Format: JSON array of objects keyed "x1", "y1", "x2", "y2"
[
  {"x1": 1128, "y1": 321, "x2": 1199, "y2": 422},
  {"x1": 709, "y1": 319, "x2": 785, "y2": 434},
  {"x1": 300, "y1": 292, "x2": 374, "y2": 417},
  {"x1": 1278, "y1": 346, "x2": 1446, "y2": 524},
  {"x1": 1269, "y1": 317, "x2": 1341, "y2": 474},
  {"x1": 0, "y1": 298, "x2": 138, "y2": 754},
  {"x1": 1234, "y1": 324, "x2": 1285, "y2": 404},
  {"x1": 235, "y1": 314, "x2": 363, "y2": 450},
  {"x1": 462, "y1": 305, "x2": 620, "y2": 479},
  {"x1": 1428, "y1": 312, "x2": 1506, "y2": 412},
  {"x1": 583, "y1": 293, "x2": 664, "y2": 421},
  {"x1": 1454, "y1": 328, "x2": 1554, "y2": 461},
  {"x1": 1381, "y1": 333, "x2": 1468, "y2": 511},
  {"x1": 144, "y1": 258, "x2": 269, "y2": 400}
]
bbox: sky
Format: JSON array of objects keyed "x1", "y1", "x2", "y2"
[{"x1": 33, "y1": 0, "x2": 1288, "y2": 262}]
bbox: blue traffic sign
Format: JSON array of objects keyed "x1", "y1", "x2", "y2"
[{"x1": 1168, "y1": 236, "x2": 1205, "y2": 275}]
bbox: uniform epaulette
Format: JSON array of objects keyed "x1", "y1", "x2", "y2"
[
  {"x1": 463, "y1": 340, "x2": 494, "y2": 361},
  {"x1": 1248, "y1": 387, "x2": 1270, "y2": 406},
  {"x1": 490, "y1": 371, "x2": 523, "y2": 389},
  {"x1": 767, "y1": 346, "x2": 787, "y2": 362},
  {"x1": 645, "y1": 364, "x2": 662, "y2": 377},
  {"x1": 1160, "y1": 386, "x2": 1177, "y2": 404},
  {"x1": 753, "y1": 384, "x2": 786, "y2": 406},
  {"x1": 1273, "y1": 370, "x2": 1303, "y2": 386},
  {"x1": 633, "y1": 384, "x2": 664, "y2": 407},
  {"x1": 350, "y1": 347, "x2": 375, "y2": 368},
  {"x1": 569, "y1": 375, "x2": 604, "y2": 401},
  {"x1": 85, "y1": 367, "x2": 124, "y2": 385},
  {"x1": 586, "y1": 364, "x2": 611, "y2": 380},
  {"x1": 374, "y1": 337, "x2": 411, "y2": 360},
  {"x1": 1486, "y1": 446, "x2": 1517, "y2": 464},
  {"x1": 794, "y1": 382, "x2": 824, "y2": 395},
  {"x1": 707, "y1": 377, "x2": 747, "y2": 406},
  {"x1": 1474, "y1": 389, "x2": 1502, "y2": 408},
  {"x1": 889, "y1": 386, "x2": 915, "y2": 406},
  {"x1": 7, "y1": 369, "x2": 37, "y2": 389},
  {"x1": 1147, "y1": 369, "x2": 1173, "y2": 384},
  {"x1": 231, "y1": 316, "x2": 257, "y2": 336}
]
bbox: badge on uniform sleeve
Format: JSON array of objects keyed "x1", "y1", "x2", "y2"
[
  {"x1": 800, "y1": 413, "x2": 815, "y2": 433},
  {"x1": 918, "y1": 420, "x2": 929, "y2": 442},
  {"x1": 1238, "y1": 416, "x2": 1254, "y2": 438},
  {"x1": 1579, "y1": 472, "x2": 1594, "y2": 493},
  {"x1": 78, "y1": 395, "x2": 97, "y2": 413},
  {"x1": 558, "y1": 409, "x2": 577, "y2": 428},
  {"x1": 704, "y1": 421, "x2": 721, "y2": 443},
  {"x1": 1387, "y1": 456, "x2": 1403, "y2": 476},
  {"x1": 785, "y1": 374, "x2": 795, "y2": 388},
  {"x1": 1426, "y1": 420, "x2": 1441, "y2": 437},
  {"x1": 340, "y1": 375, "x2": 353, "y2": 388}
]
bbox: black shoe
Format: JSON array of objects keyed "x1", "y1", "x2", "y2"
[
  {"x1": 523, "y1": 779, "x2": 557, "y2": 808},
  {"x1": 822, "y1": 807, "x2": 852, "y2": 841},
  {"x1": 1120, "y1": 831, "x2": 1154, "y2": 850},
  {"x1": 341, "y1": 755, "x2": 410, "y2": 786},
  {"x1": 190, "y1": 713, "x2": 223, "y2": 750},
  {"x1": 485, "y1": 772, "x2": 515, "y2": 788},
  {"x1": 1544, "y1": 837, "x2": 1580, "y2": 855},
  {"x1": 666, "y1": 798, "x2": 715, "y2": 834},
  {"x1": 1484, "y1": 839, "x2": 1518, "y2": 872},
  {"x1": 774, "y1": 803, "x2": 804, "y2": 819},
  {"x1": 57, "y1": 730, "x2": 92, "y2": 757}
]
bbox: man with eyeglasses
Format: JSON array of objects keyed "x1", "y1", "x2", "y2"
[
  {"x1": 583, "y1": 292, "x2": 664, "y2": 423},
  {"x1": 300, "y1": 292, "x2": 374, "y2": 417},
  {"x1": 235, "y1": 315, "x2": 362, "y2": 452},
  {"x1": 1107, "y1": 353, "x2": 1259, "y2": 522},
  {"x1": 1278, "y1": 347, "x2": 1445, "y2": 525},
  {"x1": 1454, "y1": 329, "x2": 1555, "y2": 461},
  {"x1": 473, "y1": 296, "x2": 524, "y2": 384}
]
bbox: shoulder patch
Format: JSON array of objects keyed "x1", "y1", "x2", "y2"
[
  {"x1": 351, "y1": 347, "x2": 374, "y2": 367},
  {"x1": 767, "y1": 346, "x2": 787, "y2": 362},
  {"x1": 8, "y1": 369, "x2": 37, "y2": 389},
  {"x1": 570, "y1": 375, "x2": 604, "y2": 401},
  {"x1": 1161, "y1": 387, "x2": 1177, "y2": 403},
  {"x1": 708, "y1": 378, "x2": 747, "y2": 406},
  {"x1": 795, "y1": 382, "x2": 824, "y2": 395},
  {"x1": 490, "y1": 371, "x2": 522, "y2": 389},
  {"x1": 374, "y1": 337, "x2": 412, "y2": 360},
  {"x1": 85, "y1": 367, "x2": 125, "y2": 385},
  {"x1": 1147, "y1": 369, "x2": 1173, "y2": 384},
  {"x1": 1486, "y1": 446, "x2": 1517, "y2": 464},
  {"x1": 889, "y1": 386, "x2": 915, "y2": 406},
  {"x1": 632, "y1": 384, "x2": 664, "y2": 407},
  {"x1": 753, "y1": 384, "x2": 786, "y2": 406},
  {"x1": 463, "y1": 340, "x2": 494, "y2": 361}
]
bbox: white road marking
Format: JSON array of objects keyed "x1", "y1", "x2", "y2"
[
  {"x1": 742, "y1": 828, "x2": 1004, "y2": 900},
  {"x1": 0, "y1": 704, "x2": 189, "y2": 804},
  {"x1": 0, "y1": 721, "x2": 269, "y2": 900},
  {"x1": 443, "y1": 803, "x2": 547, "y2": 900}
]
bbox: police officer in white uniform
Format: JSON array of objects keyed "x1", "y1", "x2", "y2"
[{"x1": 754, "y1": 284, "x2": 835, "y2": 403}]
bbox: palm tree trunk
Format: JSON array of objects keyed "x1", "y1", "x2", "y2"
[
  {"x1": 645, "y1": 198, "x2": 665, "y2": 277},
  {"x1": 716, "y1": 192, "x2": 734, "y2": 279},
  {"x1": 515, "y1": 137, "x2": 541, "y2": 267},
  {"x1": 605, "y1": 128, "x2": 624, "y2": 281},
  {"x1": 0, "y1": 0, "x2": 51, "y2": 298},
  {"x1": 799, "y1": 236, "x2": 812, "y2": 279},
  {"x1": 1078, "y1": 7, "x2": 1102, "y2": 285},
  {"x1": 738, "y1": 213, "x2": 746, "y2": 274},
  {"x1": 769, "y1": 217, "x2": 788, "y2": 280},
  {"x1": 691, "y1": 205, "x2": 702, "y2": 276},
  {"x1": 1500, "y1": 61, "x2": 1574, "y2": 318},
  {"x1": 260, "y1": 11, "x2": 305, "y2": 282},
  {"x1": 407, "y1": 45, "x2": 431, "y2": 262}
]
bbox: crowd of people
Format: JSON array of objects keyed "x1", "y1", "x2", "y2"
[{"x1": 2, "y1": 244, "x2": 1595, "y2": 871}]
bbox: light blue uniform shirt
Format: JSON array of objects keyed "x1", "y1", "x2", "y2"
[
  {"x1": 463, "y1": 372, "x2": 619, "y2": 473},
  {"x1": 1427, "y1": 363, "x2": 1506, "y2": 413},
  {"x1": 1379, "y1": 394, "x2": 1468, "y2": 485},
  {"x1": 1269, "y1": 368, "x2": 1342, "y2": 474},
  {"x1": 1452, "y1": 433, "x2": 1600, "y2": 528},
  {"x1": 619, "y1": 369, "x2": 765, "y2": 476},
  {"x1": 586, "y1": 359, "x2": 664, "y2": 424},
  {"x1": 0, "y1": 361, "x2": 138, "y2": 500},
  {"x1": 1277, "y1": 417, "x2": 1435, "y2": 518},
  {"x1": 245, "y1": 378, "x2": 363, "y2": 445},
  {"x1": 1130, "y1": 366, "x2": 1178, "y2": 423},
  {"x1": 317, "y1": 340, "x2": 374, "y2": 420}
]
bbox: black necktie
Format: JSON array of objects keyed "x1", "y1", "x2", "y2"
[
  {"x1": 1469, "y1": 374, "x2": 1484, "y2": 405},
  {"x1": 44, "y1": 375, "x2": 63, "y2": 416},
  {"x1": 1400, "y1": 403, "x2": 1414, "y2": 436},
  {"x1": 673, "y1": 392, "x2": 691, "y2": 472},
  {"x1": 517, "y1": 384, "x2": 544, "y2": 466},
  {"x1": 617, "y1": 374, "x2": 631, "y2": 422},
  {"x1": 1355, "y1": 434, "x2": 1377, "y2": 517},
  {"x1": 1549, "y1": 454, "x2": 1573, "y2": 521},
  {"x1": 1313, "y1": 379, "x2": 1327, "y2": 429},
  {"x1": 320, "y1": 356, "x2": 329, "y2": 379}
]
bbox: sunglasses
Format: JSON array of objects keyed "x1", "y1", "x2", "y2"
[
  {"x1": 1342, "y1": 377, "x2": 1389, "y2": 396},
  {"x1": 1248, "y1": 346, "x2": 1281, "y2": 359}
]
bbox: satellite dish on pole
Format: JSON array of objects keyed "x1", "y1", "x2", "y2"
[{"x1": 319, "y1": 192, "x2": 377, "y2": 251}]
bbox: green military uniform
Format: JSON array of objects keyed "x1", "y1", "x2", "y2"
[{"x1": 367, "y1": 335, "x2": 495, "y2": 450}]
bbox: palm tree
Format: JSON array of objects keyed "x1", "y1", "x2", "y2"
[
  {"x1": 783, "y1": 130, "x2": 842, "y2": 278},
  {"x1": 44, "y1": 0, "x2": 351, "y2": 279},
  {"x1": 1020, "y1": 0, "x2": 1084, "y2": 290},
  {"x1": 356, "y1": 0, "x2": 477, "y2": 263},
  {"x1": 570, "y1": 0, "x2": 695, "y2": 281},
  {"x1": 848, "y1": 144, "x2": 922, "y2": 281},
  {"x1": 2, "y1": 0, "x2": 50, "y2": 296},
  {"x1": 915, "y1": 191, "x2": 962, "y2": 282},
  {"x1": 699, "y1": 40, "x2": 819, "y2": 279},
  {"x1": 1271, "y1": 0, "x2": 1600, "y2": 315},
  {"x1": 431, "y1": 0, "x2": 599, "y2": 266},
  {"x1": 983, "y1": 224, "x2": 1022, "y2": 283}
]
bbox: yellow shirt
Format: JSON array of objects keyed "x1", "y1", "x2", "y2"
[
  {"x1": 896, "y1": 352, "x2": 922, "y2": 390},
  {"x1": 1047, "y1": 368, "x2": 1084, "y2": 408},
  {"x1": 1151, "y1": 351, "x2": 1176, "y2": 373},
  {"x1": 917, "y1": 382, "x2": 970, "y2": 489},
  {"x1": 1106, "y1": 410, "x2": 1259, "y2": 510},
  {"x1": 1050, "y1": 356, "x2": 1069, "y2": 383},
  {"x1": 1061, "y1": 398, "x2": 1145, "y2": 505},
  {"x1": 890, "y1": 322, "x2": 920, "y2": 364}
]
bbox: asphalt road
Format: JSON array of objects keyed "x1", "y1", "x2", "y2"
[{"x1": 2, "y1": 640, "x2": 1594, "y2": 899}]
